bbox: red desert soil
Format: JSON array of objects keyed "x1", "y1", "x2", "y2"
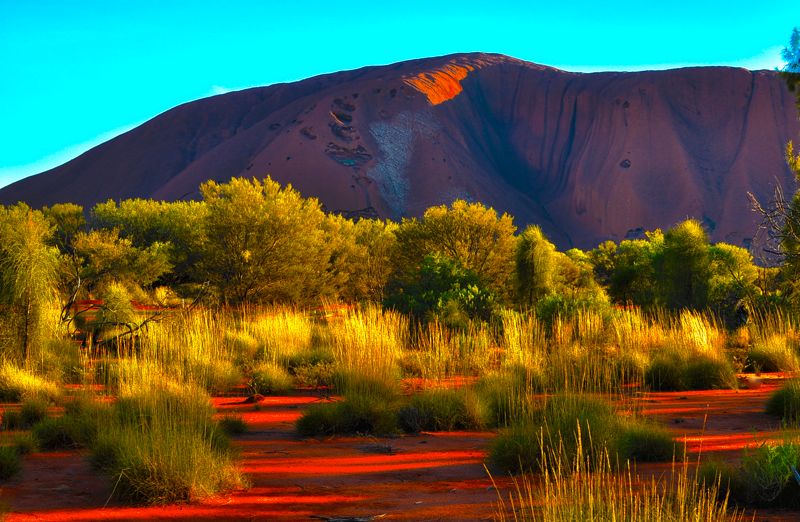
[{"x1": 2, "y1": 376, "x2": 800, "y2": 521}]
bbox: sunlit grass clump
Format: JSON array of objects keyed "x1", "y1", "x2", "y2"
[
  {"x1": 765, "y1": 379, "x2": 800, "y2": 422},
  {"x1": 296, "y1": 372, "x2": 401, "y2": 437},
  {"x1": 0, "y1": 362, "x2": 61, "y2": 402},
  {"x1": 489, "y1": 394, "x2": 674, "y2": 474},
  {"x1": 495, "y1": 443, "x2": 741, "y2": 521},
  {"x1": 91, "y1": 379, "x2": 245, "y2": 504},
  {"x1": 701, "y1": 439, "x2": 800, "y2": 507},
  {"x1": 398, "y1": 388, "x2": 487, "y2": 432}
]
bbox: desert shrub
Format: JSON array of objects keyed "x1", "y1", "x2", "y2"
[
  {"x1": 489, "y1": 394, "x2": 673, "y2": 474},
  {"x1": 475, "y1": 366, "x2": 538, "y2": 428},
  {"x1": 703, "y1": 440, "x2": 800, "y2": 507},
  {"x1": 1, "y1": 410, "x2": 22, "y2": 431},
  {"x1": 248, "y1": 362, "x2": 293, "y2": 395},
  {"x1": 766, "y1": 380, "x2": 800, "y2": 422},
  {"x1": 296, "y1": 395, "x2": 399, "y2": 437},
  {"x1": 19, "y1": 397, "x2": 49, "y2": 427},
  {"x1": 748, "y1": 334, "x2": 800, "y2": 372},
  {"x1": 292, "y1": 361, "x2": 335, "y2": 388},
  {"x1": 499, "y1": 446, "x2": 742, "y2": 521},
  {"x1": 0, "y1": 446, "x2": 21, "y2": 481},
  {"x1": 32, "y1": 414, "x2": 98, "y2": 450},
  {"x1": 92, "y1": 424, "x2": 244, "y2": 504},
  {"x1": 218, "y1": 415, "x2": 247, "y2": 436},
  {"x1": 92, "y1": 380, "x2": 244, "y2": 504},
  {"x1": 398, "y1": 389, "x2": 487, "y2": 433},
  {"x1": 645, "y1": 351, "x2": 735, "y2": 391},
  {"x1": 490, "y1": 395, "x2": 618, "y2": 473},
  {"x1": 35, "y1": 339, "x2": 86, "y2": 384},
  {"x1": 284, "y1": 347, "x2": 334, "y2": 374},
  {"x1": 644, "y1": 355, "x2": 685, "y2": 391},
  {"x1": 615, "y1": 422, "x2": 675, "y2": 462},
  {"x1": 12, "y1": 433, "x2": 37, "y2": 455},
  {"x1": 0, "y1": 363, "x2": 60, "y2": 402},
  {"x1": 296, "y1": 372, "x2": 401, "y2": 437}
]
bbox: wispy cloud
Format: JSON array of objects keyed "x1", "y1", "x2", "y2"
[
  {"x1": 210, "y1": 85, "x2": 237, "y2": 96},
  {"x1": 0, "y1": 123, "x2": 140, "y2": 189}
]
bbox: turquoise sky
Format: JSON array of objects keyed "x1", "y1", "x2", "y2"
[{"x1": 0, "y1": 1, "x2": 796, "y2": 188}]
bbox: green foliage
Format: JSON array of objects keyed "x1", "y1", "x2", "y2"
[
  {"x1": 71, "y1": 228, "x2": 171, "y2": 298},
  {"x1": 19, "y1": 397, "x2": 49, "y2": 427},
  {"x1": 658, "y1": 220, "x2": 711, "y2": 310},
  {"x1": 398, "y1": 388, "x2": 486, "y2": 432},
  {"x1": 248, "y1": 362, "x2": 294, "y2": 395},
  {"x1": 91, "y1": 380, "x2": 244, "y2": 504},
  {"x1": 200, "y1": 176, "x2": 330, "y2": 304},
  {"x1": 323, "y1": 215, "x2": 397, "y2": 302},
  {"x1": 385, "y1": 253, "x2": 497, "y2": 324},
  {"x1": 489, "y1": 394, "x2": 674, "y2": 474},
  {"x1": 0, "y1": 363, "x2": 61, "y2": 402},
  {"x1": 0, "y1": 204, "x2": 60, "y2": 362},
  {"x1": 32, "y1": 415, "x2": 97, "y2": 450},
  {"x1": 0, "y1": 446, "x2": 21, "y2": 481},
  {"x1": 704, "y1": 440, "x2": 800, "y2": 507},
  {"x1": 645, "y1": 351, "x2": 735, "y2": 391},
  {"x1": 296, "y1": 396, "x2": 400, "y2": 437},
  {"x1": 516, "y1": 225, "x2": 559, "y2": 307},
  {"x1": 766, "y1": 380, "x2": 800, "y2": 422},
  {"x1": 217, "y1": 415, "x2": 247, "y2": 436},
  {"x1": 615, "y1": 422, "x2": 675, "y2": 462},
  {"x1": 91, "y1": 199, "x2": 208, "y2": 288},
  {"x1": 393, "y1": 200, "x2": 516, "y2": 301}
]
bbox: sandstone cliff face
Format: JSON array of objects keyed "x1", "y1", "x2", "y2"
[{"x1": 2, "y1": 53, "x2": 798, "y2": 249}]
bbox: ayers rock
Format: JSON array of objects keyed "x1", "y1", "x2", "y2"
[{"x1": 2, "y1": 53, "x2": 799, "y2": 249}]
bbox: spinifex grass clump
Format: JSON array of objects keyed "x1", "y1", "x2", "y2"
[
  {"x1": 0, "y1": 445, "x2": 21, "y2": 481},
  {"x1": 329, "y1": 305, "x2": 407, "y2": 382},
  {"x1": 495, "y1": 441, "x2": 742, "y2": 522},
  {"x1": 701, "y1": 439, "x2": 800, "y2": 507},
  {"x1": 248, "y1": 361, "x2": 293, "y2": 395},
  {"x1": 747, "y1": 310, "x2": 800, "y2": 372},
  {"x1": 32, "y1": 396, "x2": 110, "y2": 450},
  {"x1": 408, "y1": 320, "x2": 497, "y2": 381},
  {"x1": 92, "y1": 377, "x2": 244, "y2": 504},
  {"x1": 0, "y1": 362, "x2": 60, "y2": 402},
  {"x1": 296, "y1": 371, "x2": 402, "y2": 436},
  {"x1": 490, "y1": 394, "x2": 674, "y2": 474},
  {"x1": 765, "y1": 379, "x2": 800, "y2": 422},
  {"x1": 135, "y1": 310, "x2": 241, "y2": 394},
  {"x1": 245, "y1": 307, "x2": 315, "y2": 363},
  {"x1": 475, "y1": 366, "x2": 538, "y2": 428},
  {"x1": 644, "y1": 311, "x2": 736, "y2": 391},
  {"x1": 398, "y1": 388, "x2": 487, "y2": 432}
]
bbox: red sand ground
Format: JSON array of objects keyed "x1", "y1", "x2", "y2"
[{"x1": 2, "y1": 376, "x2": 800, "y2": 521}]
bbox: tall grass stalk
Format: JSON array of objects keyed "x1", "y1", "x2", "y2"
[
  {"x1": 494, "y1": 433, "x2": 741, "y2": 522},
  {"x1": 329, "y1": 305, "x2": 407, "y2": 382}
]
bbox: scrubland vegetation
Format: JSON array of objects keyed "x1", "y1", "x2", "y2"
[{"x1": 0, "y1": 30, "x2": 797, "y2": 521}]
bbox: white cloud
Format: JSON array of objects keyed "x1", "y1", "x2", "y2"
[{"x1": 210, "y1": 85, "x2": 236, "y2": 96}]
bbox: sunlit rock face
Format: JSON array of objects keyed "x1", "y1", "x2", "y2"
[{"x1": 2, "y1": 53, "x2": 798, "y2": 249}]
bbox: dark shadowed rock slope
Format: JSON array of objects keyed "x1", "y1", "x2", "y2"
[{"x1": 3, "y1": 53, "x2": 798, "y2": 249}]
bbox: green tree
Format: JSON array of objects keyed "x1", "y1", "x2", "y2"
[
  {"x1": 708, "y1": 242, "x2": 759, "y2": 322},
  {"x1": 384, "y1": 253, "x2": 496, "y2": 325},
  {"x1": 200, "y1": 176, "x2": 329, "y2": 304},
  {"x1": 71, "y1": 228, "x2": 172, "y2": 300},
  {"x1": 514, "y1": 225, "x2": 558, "y2": 307},
  {"x1": 0, "y1": 204, "x2": 60, "y2": 362},
  {"x1": 393, "y1": 200, "x2": 516, "y2": 301},
  {"x1": 91, "y1": 199, "x2": 208, "y2": 288},
  {"x1": 601, "y1": 233, "x2": 663, "y2": 307},
  {"x1": 657, "y1": 220, "x2": 711, "y2": 310},
  {"x1": 323, "y1": 215, "x2": 397, "y2": 302}
]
